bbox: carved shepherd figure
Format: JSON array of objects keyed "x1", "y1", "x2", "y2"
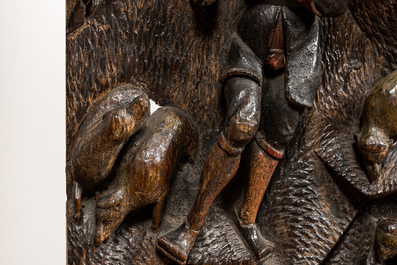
[
  {"x1": 94, "y1": 107, "x2": 199, "y2": 246},
  {"x1": 70, "y1": 84, "x2": 150, "y2": 218},
  {"x1": 157, "y1": 0, "x2": 349, "y2": 263}
]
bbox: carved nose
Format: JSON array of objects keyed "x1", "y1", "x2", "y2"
[
  {"x1": 366, "y1": 163, "x2": 382, "y2": 181},
  {"x1": 94, "y1": 233, "x2": 105, "y2": 246}
]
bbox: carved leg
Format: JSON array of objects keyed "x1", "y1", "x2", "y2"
[
  {"x1": 188, "y1": 136, "x2": 242, "y2": 230},
  {"x1": 157, "y1": 139, "x2": 242, "y2": 264},
  {"x1": 157, "y1": 77, "x2": 260, "y2": 264},
  {"x1": 73, "y1": 181, "x2": 83, "y2": 221},
  {"x1": 237, "y1": 140, "x2": 279, "y2": 261},
  {"x1": 239, "y1": 140, "x2": 279, "y2": 225},
  {"x1": 152, "y1": 191, "x2": 167, "y2": 232}
]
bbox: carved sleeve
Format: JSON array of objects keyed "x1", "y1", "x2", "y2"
[
  {"x1": 219, "y1": 5, "x2": 279, "y2": 85},
  {"x1": 219, "y1": 34, "x2": 263, "y2": 86}
]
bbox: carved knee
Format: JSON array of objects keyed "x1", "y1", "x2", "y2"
[{"x1": 223, "y1": 114, "x2": 259, "y2": 152}]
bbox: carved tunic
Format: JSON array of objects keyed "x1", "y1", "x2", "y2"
[
  {"x1": 221, "y1": 2, "x2": 322, "y2": 109},
  {"x1": 220, "y1": 0, "x2": 348, "y2": 154}
]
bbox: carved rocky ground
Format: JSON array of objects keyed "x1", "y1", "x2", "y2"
[
  {"x1": 67, "y1": 0, "x2": 397, "y2": 264},
  {"x1": 257, "y1": 3, "x2": 397, "y2": 264}
]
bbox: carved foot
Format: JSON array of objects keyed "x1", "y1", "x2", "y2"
[
  {"x1": 235, "y1": 212, "x2": 274, "y2": 261},
  {"x1": 156, "y1": 222, "x2": 199, "y2": 264}
]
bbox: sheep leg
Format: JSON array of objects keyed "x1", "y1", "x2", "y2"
[
  {"x1": 73, "y1": 181, "x2": 83, "y2": 221},
  {"x1": 151, "y1": 191, "x2": 168, "y2": 232}
]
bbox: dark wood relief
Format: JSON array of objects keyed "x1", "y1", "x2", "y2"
[{"x1": 66, "y1": 0, "x2": 397, "y2": 264}]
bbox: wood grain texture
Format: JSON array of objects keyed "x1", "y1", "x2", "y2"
[
  {"x1": 67, "y1": 0, "x2": 397, "y2": 264},
  {"x1": 66, "y1": 0, "x2": 245, "y2": 146},
  {"x1": 66, "y1": 0, "x2": 245, "y2": 199}
]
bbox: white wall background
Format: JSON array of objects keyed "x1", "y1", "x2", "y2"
[{"x1": 0, "y1": 1, "x2": 66, "y2": 264}]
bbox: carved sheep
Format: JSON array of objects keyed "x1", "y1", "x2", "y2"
[
  {"x1": 94, "y1": 107, "x2": 199, "y2": 246},
  {"x1": 357, "y1": 70, "x2": 397, "y2": 181},
  {"x1": 70, "y1": 84, "x2": 150, "y2": 215}
]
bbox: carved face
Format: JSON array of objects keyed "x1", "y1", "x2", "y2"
[
  {"x1": 103, "y1": 108, "x2": 135, "y2": 142},
  {"x1": 376, "y1": 219, "x2": 397, "y2": 262},
  {"x1": 94, "y1": 189, "x2": 128, "y2": 246},
  {"x1": 103, "y1": 96, "x2": 149, "y2": 143}
]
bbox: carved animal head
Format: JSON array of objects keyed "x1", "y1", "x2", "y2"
[
  {"x1": 376, "y1": 219, "x2": 397, "y2": 262},
  {"x1": 357, "y1": 129, "x2": 392, "y2": 181},
  {"x1": 94, "y1": 189, "x2": 128, "y2": 246},
  {"x1": 357, "y1": 71, "x2": 397, "y2": 181},
  {"x1": 103, "y1": 108, "x2": 135, "y2": 142},
  {"x1": 103, "y1": 96, "x2": 149, "y2": 143}
]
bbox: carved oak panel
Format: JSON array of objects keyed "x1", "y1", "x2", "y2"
[{"x1": 66, "y1": 0, "x2": 397, "y2": 264}]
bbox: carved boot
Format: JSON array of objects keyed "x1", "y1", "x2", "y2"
[
  {"x1": 157, "y1": 134, "x2": 242, "y2": 264},
  {"x1": 157, "y1": 221, "x2": 200, "y2": 264},
  {"x1": 236, "y1": 212, "x2": 275, "y2": 261},
  {"x1": 237, "y1": 140, "x2": 280, "y2": 261}
]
